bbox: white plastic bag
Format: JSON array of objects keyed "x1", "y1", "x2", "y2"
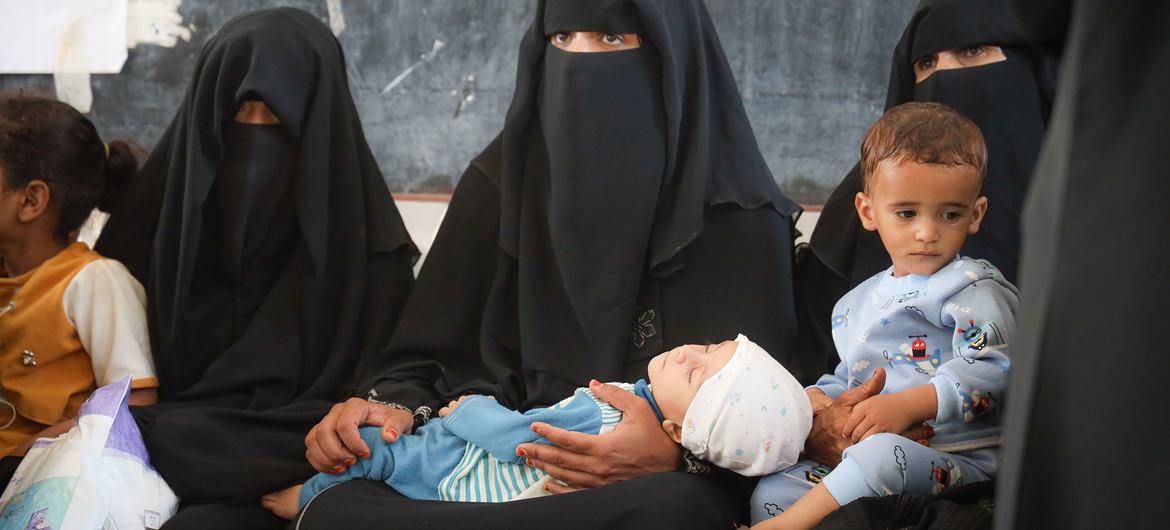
[{"x1": 0, "y1": 377, "x2": 178, "y2": 529}]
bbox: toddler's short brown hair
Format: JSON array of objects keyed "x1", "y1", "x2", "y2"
[{"x1": 860, "y1": 102, "x2": 987, "y2": 192}]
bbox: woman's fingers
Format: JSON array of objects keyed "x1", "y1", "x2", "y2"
[
  {"x1": 335, "y1": 399, "x2": 376, "y2": 458},
  {"x1": 588, "y1": 381, "x2": 645, "y2": 415},
  {"x1": 530, "y1": 422, "x2": 600, "y2": 454},
  {"x1": 305, "y1": 431, "x2": 344, "y2": 473},
  {"x1": 543, "y1": 480, "x2": 582, "y2": 495},
  {"x1": 527, "y1": 457, "x2": 609, "y2": 488},
  {"x1": 900, "y1": 422, "x2": 935, "y2": 442},
  {"x1": 836, "y1": 368, "x2": 886, "y2": 407},
  {"x1": 378, "y1": 409, "x2": 413, "y2": 443},
  {"x1": 308, "y1": 405, "x2": 356, "y2": 470},
  {"x1": 519, "y1": 441, "x2": 603, "y2": 476}
]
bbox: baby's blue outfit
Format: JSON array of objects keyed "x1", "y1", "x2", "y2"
[
  {"x1": 299, "y1": 382, "x2": 657, "y2": 508},
  {"x1": 751, "y1": 257, "x2": 1017, "y2": 523}
]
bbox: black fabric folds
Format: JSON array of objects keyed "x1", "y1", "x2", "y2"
[
  {"x1": 797, "y1": 0, "x2": 1057, "y2": 369},
  {"x1": 94, "y1": 6, "x2": 416, "y2": 515},
  {"x1": 996, "y1": 1, "x2": 1170, "y2": 527}
]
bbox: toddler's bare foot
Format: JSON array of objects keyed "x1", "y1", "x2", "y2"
[{"x1": 261, "y1": 484, "x2": 303, "y2": 520}]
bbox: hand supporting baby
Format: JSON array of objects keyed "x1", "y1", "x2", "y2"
[
  {"x1": 842, "y1": 383, "x2": 938, "y2": 443},
  {"x1": 268, "y1": 393, "x2": 494, "y2": 521},
  {"x1": 803, "y1": 369, "x2": 934, "y2": 467},
  {"x1": 305, "y1": 398, "x2": 414, "y2": 474}
]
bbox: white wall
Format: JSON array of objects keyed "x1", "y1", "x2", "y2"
[
  {"x1": 398, "y1": 200, "x2": 824, "y2": 272},
  {"x1": 78, "y1": 201, "x2": 823, "y2": 275}
]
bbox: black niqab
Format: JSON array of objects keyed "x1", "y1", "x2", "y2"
[
  {"x1": 95, "y1": 7, "x2": 416, "y2": 506},
  {"x1": 798, "y1": 0, "x2": 1057, "y2": 369},
  {"x1": 213, "y1": 121, "x2": 298, "y2": 290},
  {"x1": 485, "y1": 0, "x2": 797, "y2": 390}
]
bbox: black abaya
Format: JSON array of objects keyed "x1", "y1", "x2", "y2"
[
  {"x1": 300, "y1": 156, "x2": 795, "y2": 529},
  {"x1": 995, "y1": 1, "x2": 1170, "y2": 527},
  {"x1": 299, "y1": 0, "x2": 803, "y2": 527},
  {"x1": 796, "y1": 0, "x2": 1057, "y2": 370},
  {"x1": 94, "y1": 8, "x2": 416, "y2": 529}
]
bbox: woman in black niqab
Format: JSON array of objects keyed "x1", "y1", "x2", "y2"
[
  {"x1": 95, "y1": 8, "x2": 417, "y2": 529},
  {"x1": 996, "y1": 0, "x2": 1170, "y2": 527},
  {"x1": 796, "y1": 0, "x2": 1058, "y2": 371},
  {"x1": 298, "y1": 0, "x2": 802, "y2": 528}
]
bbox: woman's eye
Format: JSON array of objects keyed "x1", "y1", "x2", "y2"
[
  {"x1": 962, "y1": 46, "x2": 985, "y2": 57},
  {"x1": 551, "y1": 32, "x2": 570, "y2": 45},
  {"x1": 601, "y1": 33, "x2": 625, "y2": 45},
  {"x1": 688, "y1": 369, "x2": 696, "y2": 383},
  {"x1": 896, "y1": 210, "x2": 917, "y2": 219},
  {"x1": 941, "y1": 211, "x2": 962, "y2": 221},
  {"x1": 915, "y1": 55, "x2": 937, "y2": 72}
]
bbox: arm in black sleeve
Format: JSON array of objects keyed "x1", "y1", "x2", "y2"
[{"x1": 358, "y1": 164, "x2": 503, "y2": 411}]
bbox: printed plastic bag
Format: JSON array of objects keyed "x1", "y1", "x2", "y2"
[{"x1": 0, "y1": 377, "x2": 177, "y2": 529}]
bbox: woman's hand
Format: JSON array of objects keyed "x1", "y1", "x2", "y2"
[
  {"x1": 517, "y1": 381, "x2": 679, "y2": 494},
  {"x1": 438, "y1": 394, "x2": 493, "y2": 417},
  {"x1": 304, "y1": 398, "x2": 414, "y2": 474},
  {"x1": 803, "y1": 369, "x2": 934, "y2": 466}
]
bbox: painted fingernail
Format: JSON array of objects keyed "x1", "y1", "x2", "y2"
[
  {"x1": 516, "y1": 447, "x2": 526, "y2": 457},
  {"x1": 544, "y1": 485, "x2": 552, "y2": 492},
  {"x1": 526, "y1": 458, "x2": 533, "y2": 466},
  {"x1": 358, "y1": 451, "x2": 370, "y2": 459},
  {"x1": 386, "y1": 428, "x2": 399, "y2": 440},
  {"x1": 345, "y1": 458, "x2": 356, "y2": 466},
  {"x1": 332, "y1": 466, "x2": 345, "y2": 473},
  {"x1": 589, "y1": 379, "x2": 600, "y2": 387}
]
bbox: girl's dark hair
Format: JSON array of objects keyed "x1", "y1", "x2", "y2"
[{"x1": 0, "y1": 94, "x2": 140, "y2": 242}]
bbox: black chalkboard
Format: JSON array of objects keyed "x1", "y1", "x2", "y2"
[{"x1": 0, "y1": 0, "x2": 917, "y2": 203}]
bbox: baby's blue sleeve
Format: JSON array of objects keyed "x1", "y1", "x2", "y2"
[
  {"x1": 931, "y1": 278, "x2": 1017, "y2": 424},
  {"x1": 440, "y1": 391, "x2": 603, "y2": 464}
]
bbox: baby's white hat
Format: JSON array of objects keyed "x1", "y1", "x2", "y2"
[{"x1": 680, "y1": 334, "x2": 812, "y2": 476}]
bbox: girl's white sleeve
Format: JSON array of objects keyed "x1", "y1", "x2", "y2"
[{"x1": 63, "y1": 259, "x2": 158, "y2": 389}]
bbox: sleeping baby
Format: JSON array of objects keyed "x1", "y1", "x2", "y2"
[{"x1": 263, "y1": 334, "x2": 812, "y2": 518}]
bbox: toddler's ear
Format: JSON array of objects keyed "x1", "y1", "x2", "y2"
[
  {"x1": 661, "y1": 419, "x2": 684, "y2": 444},
  {"x1": 967, "y1": 196, "x2": 989, "y2": 235},
  {"x1": 855, "y1": 192, "x2": 878, "y2": 232}
]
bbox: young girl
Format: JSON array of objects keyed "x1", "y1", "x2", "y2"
[{"x1": 0, "y1": 94, "x2": 157, "y2": 484}]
